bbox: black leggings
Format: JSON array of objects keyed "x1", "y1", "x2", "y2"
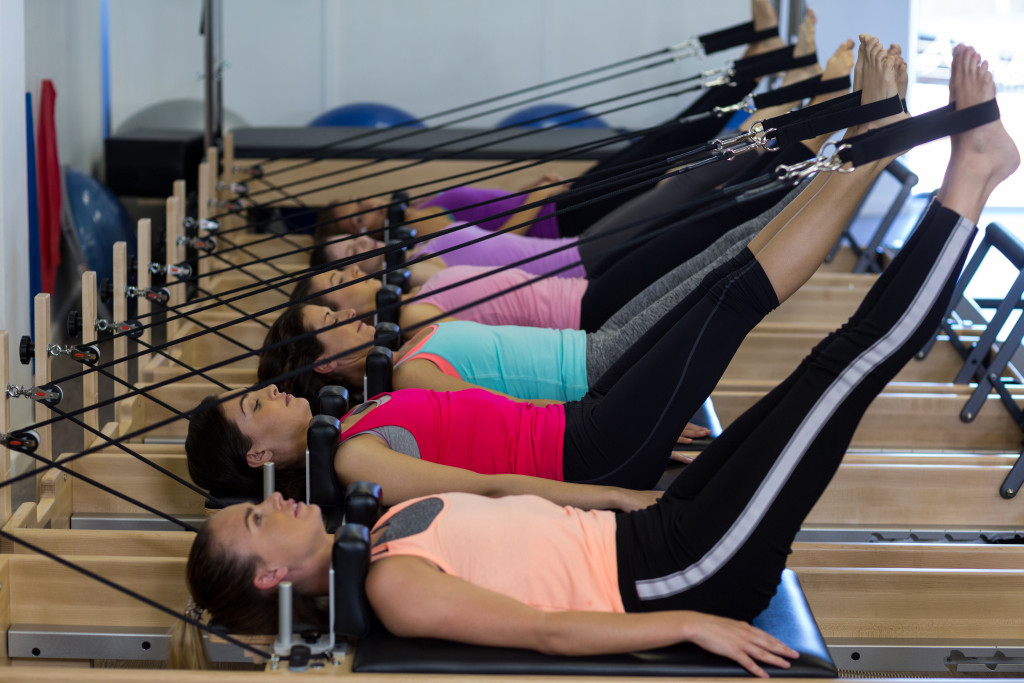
[
  {"x1": 613, "y1": 201, "x2": 974, "y2": 621},
  {"x1": 561, "y1": 247, "x2": 779, "y2": 489},
  {"x1": 577, "y1": 143, "x2": 815, "y2": 332},
  {"x1": 557, "y1": 80, "x2": 760, "y2": 237}
]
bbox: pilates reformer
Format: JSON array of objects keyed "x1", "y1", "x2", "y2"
[{"x1": 2, "y1": 44, "x2": 1024, "y2": 683}]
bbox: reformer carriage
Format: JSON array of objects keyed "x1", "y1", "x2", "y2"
[{"x1": 3, "y1": 18, "x2": 1024, "y2": 683}]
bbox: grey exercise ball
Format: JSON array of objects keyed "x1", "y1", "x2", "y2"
[{"x1": 115, "y1": 99, "x2": 249, "y2": 134}]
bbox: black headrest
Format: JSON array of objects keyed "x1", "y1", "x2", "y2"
[
  {"x1": 365, "y1": 346, "x2": 393, "y2": 397},
  {"x1": 331, "y1": 481, "x2": 383, "y2": 638},
  {"x1": 373, "y1": 322, "x2": 401, "y2": 351},
  {"x1": 307, "y1": 415, "x2": 342, "y2": 509},
  {"x1": 316, "y1": 385, "x2": 350, "y2": 420},
  {"x1": 331, "y1": 523, "x2": 373, "y2": 639},
  {"x1": 375, "y1": 284, "x2": 402, "y2": 325}
]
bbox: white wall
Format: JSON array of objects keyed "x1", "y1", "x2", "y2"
[
  {"x1": 0, "y1": 0, "x2": 35, "y2": 475},
  {"x1": 24, "y1": 0, "x2": 102, "y2": 174},
  {"x1": 105, "y1": 0, "x2": 750, "y2": 133}
]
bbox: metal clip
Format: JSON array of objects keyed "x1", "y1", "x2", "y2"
[
  {"x1": 232, "y1": 164, "x2": 264, "y2": 178},
  {"x1": 667, "y1": 37, "x2": 706, "y2": 61},
  {"x1": 149, "y1": 262, "x2": 193, "y2": 279},
  {"x1": 776, "y1": 142, "x2": 854, "y2": 182},
  {"x1": 702, "y1": 72, "x2": 732, "y2": 89},
  {"x1": 177, "y1": 235, "x2": 218, "y2": 253},
  {"x1": 125, "y1": 285, "x2": 171, "y2": 305},
  {"x1": 95, "y1": 318, "x2": 144, "y2": 340},
  {"x1": 185, "y1": 216, "x2": 221, "y2": 232},
  {"x1": 713, "y1": 93, "x2": 756, "y2": 116},
  {"x1": 6, "y1": 383, "x2": 62, "y2": 406},
  {"x1": 0, "y1": 429, "x2": 40, "y2": 453},
  {"x1": 219, "y1": 198, "x2": 246, "y2": 212},
  {"x1": 216, "y1": 181, "x2": 250, "y2": 196}
]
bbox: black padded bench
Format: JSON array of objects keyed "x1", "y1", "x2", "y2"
[{"x1": 351, "y1": 569, "x2": 837, "y2": 678}]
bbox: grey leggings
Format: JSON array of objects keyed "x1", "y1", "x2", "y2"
[{"x1": 585, "y1": 181, "x2": 809, "y2": 385}]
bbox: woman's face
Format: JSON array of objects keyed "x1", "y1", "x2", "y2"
[
  {"x1": 302, "y1": 305, "x2": 375, "y2": 362},
  {"x1": 219, "y1": 384, "x2": 311, "y2": 469},
  {"x1": 210, "y1": 492, "x2": 328, "y2": 587},
  {"x1": 330, "y1": 198, "x2": 387, "y2": 235},
  {"x1": 308, "y1": 265, "x2": 382, "y2": 316},
  {"x1": 321, "y1": 235, "x2": 385, "y2": 271}
]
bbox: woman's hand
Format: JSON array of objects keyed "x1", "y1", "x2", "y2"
[
  {"x1": 676, "y1": 423, "x2": 712, "y2": 444},
  {"x1": 682, "y1": 612, "x2": 798, "y2": 678},
  {"x1": 616, "y1": 488, "x2": 662, "y2": 512}
]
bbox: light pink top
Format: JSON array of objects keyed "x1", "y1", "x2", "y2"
[
  {"x1": 415, "y1": 265, "x2": 586, "y2": 329},
  {"x1": 371, "y1": 492, "x2": 624, "y2": 613}
]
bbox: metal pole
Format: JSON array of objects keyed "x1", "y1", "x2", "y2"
[{"x1": 202, "y1": 0, "x2": 223, "y2": 150}]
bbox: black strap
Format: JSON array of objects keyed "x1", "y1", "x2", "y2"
[
  {"x1": 839, "y1": 99, "x2": 1000, "y2": 167},
  {"x1": 731, "y1": 46, "x2": 818, "y2": 82},
  {"x1": 753, "y1": 75, "x2": 851, "y2": 109},
  {"x1": 699, "y1": 21, "x2": 779, "y2": 54},
  {"x1": 773, "y1": 94, "x2": 905, "y2": 147}
]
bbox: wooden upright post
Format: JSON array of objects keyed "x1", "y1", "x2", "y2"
[
  {"x1": 0, "y1": 330, "x2": 11, "y2": 526},
  {"x1": 112, "y1": 242, "x2": 128, "y2": 400},
  {"x1": 136, "y1": 218, "x2": 152, "y2": 383},
  {"x1": 32, "y1": 294, "x2": 51, "y2": 491},
  {"x1": 81, "y1": 271, "x2": 99, "y2": 449}
]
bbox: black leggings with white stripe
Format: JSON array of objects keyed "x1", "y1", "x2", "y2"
[{"x1": 613, "y1": 201, "x2": 975, "y2": 621}]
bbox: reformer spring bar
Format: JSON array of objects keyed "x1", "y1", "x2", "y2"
[
  {"x1": 235, "y1": 20, "x2": 778, "y2": 183},
  {"x1": 12, "y1": 153, "x2": 787, "y2": 452},
  {"x1": 16, "y1": 96, "x2": 926, "y2": 463},
  {"x1": 214, "y1": 76, "x2": 735, "y2": 219},
  {"x1": 219, "y1": 47, "x2": 815, "y2": 219},
  {"x1": 100, "y1": 137, "x2": 715, "y2": 335}
]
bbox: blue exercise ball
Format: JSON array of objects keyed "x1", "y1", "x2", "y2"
[
  {"x1": 309, "y1": 102, "x2": 423, "y2": 129},
  {"x1": 64, "y1": 167, "x2": 136, "y2": 284},
  {"x1": 497, "y1": 103, "x2": 610, "y2": 129}
]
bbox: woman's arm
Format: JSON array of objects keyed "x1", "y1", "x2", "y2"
[
  {"x1": 393, "y1": 358, "x2": 563, "y2": 407},
  {"x1": 334, "y1": 433, "x2": 659, "y2": 511},
  {"x1": 366, "y1": 555, "x2": 797, "y2": 678}
]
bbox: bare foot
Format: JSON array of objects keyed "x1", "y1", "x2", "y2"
[
  {"x1": 939, "y1": 44, "x2": 1019, "y2": 222},
  {"x1": 852, "y1": 34, "x2": 868, "y2": 92},
  {"x1": 857, "y1": 35, "x2": 906, "y2": 131},
  {"x1": 806, "y1": 39, "x2": 855, "y2": 109},
  {"x1": 888, "y1": 44, "x2": 908, "y2": 101},
  {"x1": 781, "y1": 8, "x2": 822, "y2": 85},
  {"x1": 745, "y1": 0, "x2": 784, "y2": 56}
]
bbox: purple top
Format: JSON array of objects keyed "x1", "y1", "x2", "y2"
[
  {"x1": 419, "y1": 222, "x2": 585, "y2": 279},
  {"x1": 420, "y1": 186, "x2": 561, "y2": 239}
]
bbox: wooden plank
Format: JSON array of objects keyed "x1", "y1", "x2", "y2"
[
  {"x1": 81, "y1": 270, "x2": 99, "y2": 445},
  {"x1": 8, "y1": 555, "x2": 185, "y2": 627},
  {"x1": 797, "y1": 567, "x2": 1024, "y2": 640},
  {"x1": 3, "y1": 528, "x2": 192, "y2": 558},
  {"x1": 789, "y1": 542, "x2": 1024, "y2": 570},
  {"x1": 70, "y1": 452, "x2": 206, "y2": 516},
  {"x1": 113, "y1": 242, "x2": 128, "y2": 399},
  {"x1": 712, "y1": 390, "x2": 1023, "y2": 451},
  {"x1": 137, "y1": 218, "x2": 153, "y2": 382}
]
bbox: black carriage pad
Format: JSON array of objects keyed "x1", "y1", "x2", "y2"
[
  {"x1": 352, "y1": 569, "x2": 836, "y2": 677},
  {"x1": 232, "y1": 126, "x2": 626, "y2": 162}
]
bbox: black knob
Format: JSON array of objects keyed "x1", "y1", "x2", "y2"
[
  {"x1": 99, "y1": 278, "x2": 114, "y2": 304},
  {"x1": 18, "y1": 336, "x2": 33, "y2": 365},
  {"x1": 66, "y1": 310, "x2": 82, "y2": 339}
]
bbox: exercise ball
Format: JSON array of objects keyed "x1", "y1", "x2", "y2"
[
  {"x1": 64, "y1": 167, "x2": 136, "y2": 283},
  {"x1": 116, "y1": 98, "x2": 248, "y2": 134},
  {"x1": 308, "y1": 102, "x2": 423, "y2": 128},
  {"x1": 497, "y1": 103, "x2": 610, "y2": 129}
]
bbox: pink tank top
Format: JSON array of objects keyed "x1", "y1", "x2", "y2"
[
  {"x1": 371, "y1": 492, "x2": 624, "y2": 613},
  {"x1": 338, "y1": 389, "x2": 566, "y2": 480},
  {"x1": 415, "y1": 265, "x2": 586, "y2": 329}
]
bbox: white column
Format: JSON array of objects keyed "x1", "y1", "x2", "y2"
[{"x1": 0, "y1": 0, "x2": 35, "y2": 477}]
